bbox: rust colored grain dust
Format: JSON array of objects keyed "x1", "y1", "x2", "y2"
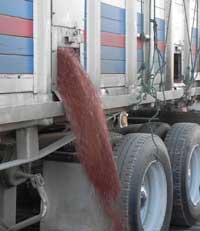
[{"x1": 57, "y1": 48, "x2": 122, "y2": 231}]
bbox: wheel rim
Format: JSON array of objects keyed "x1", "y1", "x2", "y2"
[
  {"x1": 140, "y1": 161, "x2": 167, "y2": 231},
  {"x1": 187, "y1": 145, "x2": 200, "y2": 206}
]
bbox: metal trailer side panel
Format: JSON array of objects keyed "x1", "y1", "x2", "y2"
[
  {"x1": 0, "y1": 0, "x2": 34, "y2": 94},
  {"x1": 0, "y1": 0, "x2": 200, "y2": 125},
  {"x1": 0, "y1": 0, "x2": 64, "y2": 127},
  {"x1": 50, "y1": 0, "x2": 200, "y2": 111}
]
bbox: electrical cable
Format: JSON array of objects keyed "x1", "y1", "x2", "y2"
[
  {"x1": 137, "y1": 0, "x2": 173, "y2": 104},
  {"x1": 136, "y1": 0, "x2": 200, "y2": 104}
]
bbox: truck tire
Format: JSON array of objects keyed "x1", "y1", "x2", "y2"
[
  {"x1": 165, "y1": 123, "x2": 200, "y2": 226},
  {"x1": 115, "y1": 134, "x2": 173, "y2": 231},
  {"x1": 138, "y1": 122, "x2": 171, "y2": 139}
]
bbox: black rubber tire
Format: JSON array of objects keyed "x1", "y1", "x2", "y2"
[
  {"x1": 110, "y1": 132, "x2": 124, "y2": 145},
  {"x1": 165, "y1": 123, "x2": 200, "y2": 227},
  {"x1": 115, "y1": 133, "x2": 173, "y2": 231},
  {"x1": 138, "y1": 122, "x2": 171, "y2": 139}
]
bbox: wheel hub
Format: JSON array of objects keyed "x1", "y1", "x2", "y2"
[
  {"x1": 188, "y1": 145, "x2": 200, "y2": 206},
  {"x1": 140, "y1": 185, "x2": 148, "y2": 209},
  {"x1": 140, "y1": 161, "x2": 167, "y2": 231}
]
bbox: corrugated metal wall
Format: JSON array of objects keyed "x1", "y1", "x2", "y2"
[
  {"x1": 0, "y1": 0, "x2": 33, "y2": 74},
  {"x1": 101, "y1": 0, "x2": 126, "y2": 74}
]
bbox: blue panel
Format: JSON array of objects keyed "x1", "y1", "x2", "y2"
[
  {"x1": 84, "y1": 0, "x2": 87, "y2": 70},
  {"x1": 157, "y1": 30, "x2": 165, "y2": 41},
  {"x1": 0, "y1": 35, "x2": 33, "y2": 55},
  {"x1": 101, "y1": 46, "x2": 125, "y2": 60},
  {"x1": 137, "y1": 13, "x2": 144, "y2": 26},
  {"x1": 137, "y1": 26, "x2": 142, "y2": 34},
  {"x1": 101, "y1": 60, "x2": 125, "y2": 74},
  {"x1": 0, "y1": 0, "x2": 33, "y2": 19},
  {"x1": 192, "y1": 28, "x2": 198, "y2": 38},
  {"x1": 137, "y1": 13, "x2": 144, "y2": 33},
  {"x1": 0, "y1": 55, "x2": 33, "y2": 73},
  {"x1": 156, "y1": 18, "x2": 165, "y2": 31},
  {"x1": 137, "y1": 49, "x2": 143, "y2": 62},
  {"x1": 101, "y1": 3, "x2": 125, "y2": 21},
  {"x1": 101, "y1": 18, "x2": 125, "y2": 34},
  {"x1": 137, "y1": 15, "x2": 165, "y2": 34},
  {"x1": 192, "y1": 37, "x2": 197, "y2": 45}
]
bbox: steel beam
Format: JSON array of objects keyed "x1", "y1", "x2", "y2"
[
  {"x1": 0, "y1": 132, "x2": 75, "y2": 171},
  {"x1": 16, "y1": 127, "x2": 39, "y2": 160},
  {"x1": 87, "y1": 0, "x2": 101, "y2": 88},
  {"x1": 126, "y1": 0, "x2": 137, "y2": 91},
  {"x1": 0, "y1": 185, "x2": 16, "y2": 227},
  {"x1": 165, "y1": 0, "x2": 174, "y2": 90},
  {"x1": 0, "y1": 102, "x2": 64, "y2": 126}
]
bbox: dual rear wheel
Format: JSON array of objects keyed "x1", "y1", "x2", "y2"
[
  {"x1": 165, "y1": 123, "x2": 200, "y2": 227},
  {"x1": 116, "y1": 123, "x2": 200, "y2": 230},
  {"x1": 116, "y1": 134, "x2": 172, "y2": 230}
]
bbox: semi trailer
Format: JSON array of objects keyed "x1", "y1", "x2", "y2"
[{"x1": 1, "y1": 0, "x2": 200, "y2": 230}]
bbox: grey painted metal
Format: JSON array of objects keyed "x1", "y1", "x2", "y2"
[
  {"x1": 87, "y1": 0, "x2": 101, "y2": 88},
  {"x1": 0, "y1": 132, "x2": 75, "y2": 171},
  {"x1": 51, "y1": 26, "x2": 83, "y2": 91},
  {"x1": 187, "y1": 145, "x2": 200, "y2": 206},
  {"x1": 144, "y1": 0, "x2": 152, "y2": 82},
  {"x1": 0, "y1": 93, "x2": 51, "y2": 108},
  {"x1": 0, "y1": 186, "x2": 16, "y2": 227},
  {"x1": 198, "y1": 0, "x2": 200, "y2": 52},
  {"x1": 0, "y1": 0, "x2": 200, "y2": 122},
  {"x1": 16, "y1": 127, "x2": 39, "y2": 160},
  {"x1": 102, "y1": 88, "x2": 184, "y2": 110},
  {"x1": 0, "y1": 102, "x2": 64, "y2": 125},
  {"x1": 102, "y1": 87, "x2": 200, "y2": 110},
  {"x1": 183, "y1": 0, "x2": 191, "y2": 82},
  {"x1": 9, "y1": 215, "x2": 41, "y2": 231},
  {"x1": 0, "y1": 86, "x2": 200, "y2": 125},
  {"x1": 165, "y1": 0, "x2": 174, "y2": 90},
  {"x1": 52, "y1": 0, "x2": 84, "y2": 28},
  {"x1": 34, "y1": 0, "x2": 52, "y2": 95},
  {"x1": 140, "y1": 161, "x2": 167, "y2": 231},
  {"x1": 39, "y1": 132, "x2": 68, "y2": 149},
  {"x1": 101, "y1": 74, "x2": 126, "y2": 88},
  {"x1": 0, "y1": 76, "x2": 33, "y2": 94},
  {"x1": 126, "y1": 0, "x2": 137, "y2": 91},
  {"x1": 0, "y1": 120, "x2": 50, "y2": 133}
]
